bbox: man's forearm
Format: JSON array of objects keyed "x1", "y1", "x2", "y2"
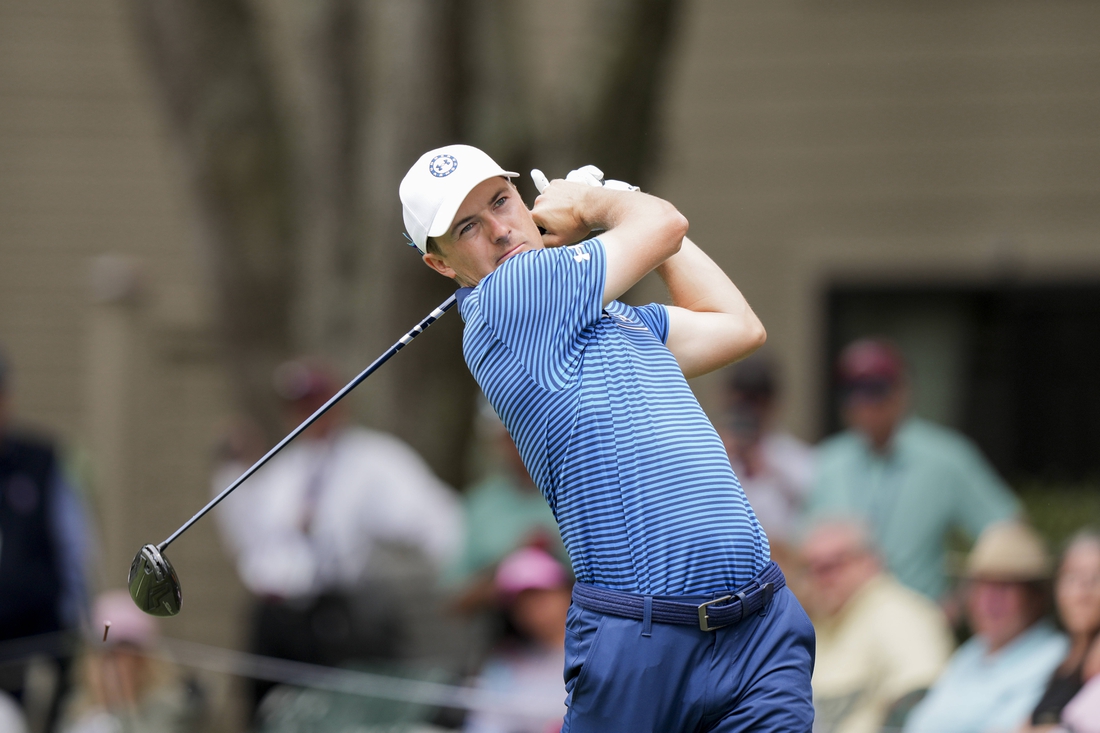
[
  {"x1": 657, "y1": 237, "x2": 752, "y2": 316},
  {"x1": 658, "y1": 237, "x2": 766, "y2": 378}
]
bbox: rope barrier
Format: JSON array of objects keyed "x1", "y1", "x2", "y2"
[
  {"x1": 0, "y1": 632, "x2": 563, "y2": 720},
  {"x1": 158, "y1": 637, "x2": 562, "y2": 719}
]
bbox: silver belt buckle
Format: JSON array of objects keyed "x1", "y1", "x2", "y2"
[{"x1": 697, "y1": 595, "x2": 733, "y2": 632}]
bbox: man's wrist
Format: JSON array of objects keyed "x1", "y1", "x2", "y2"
[{"x1": 578, "y1": 185, "x2": 630, "y2": 234}]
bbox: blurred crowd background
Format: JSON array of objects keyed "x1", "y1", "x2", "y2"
[{"x1": 2, "y1": 1, "x2": 1099, "y2": 732}]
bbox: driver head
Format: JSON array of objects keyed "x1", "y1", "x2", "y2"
[{"x1": 128, "y1": 544, "x2": 182, "y2": 617}]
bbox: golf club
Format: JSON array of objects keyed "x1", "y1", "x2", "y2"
[{"x1": 128, "y1": 293, "x2": 458, "y2": 617}]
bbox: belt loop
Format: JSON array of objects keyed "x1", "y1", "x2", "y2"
[
  {"x1": 758, "y1": 582, "x2": 775, "y2": 617},
  {"x1": 734, "y1": 590, "x2": 749, "y2": 625},
  {"x1": 642, "y1": 595, "x2": 653, "y2": 638}
]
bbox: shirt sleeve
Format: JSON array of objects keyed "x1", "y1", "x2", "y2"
[
  {"x1": 950, "y1": 437, "x2": 1020, "y2": 539},
  {"x1": 478, "y1": 238, "x2": 606, "y2": 391},
  {"x1": 631, "y1": 303, "x2": 670, "y2": 344}
]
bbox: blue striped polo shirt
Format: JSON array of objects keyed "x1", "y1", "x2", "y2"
[{"x1": 459, "y1": 238, "x2": 769, "y2": 595}]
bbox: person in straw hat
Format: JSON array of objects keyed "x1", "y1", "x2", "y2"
[{"x1": 903, "y1": 521, "x2": 1068, "y2": 733}]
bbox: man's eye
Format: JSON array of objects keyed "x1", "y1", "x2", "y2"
[
  {"x1": 460, "y1": 222, "x2": 475, "y2": 236},
  {"x1": 493, "y1": 196, "x2": 507, "y2": 209}
]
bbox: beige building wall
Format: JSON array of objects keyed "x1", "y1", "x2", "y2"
[
  {"x1": 0, "y1": 0, "x2": 246, "y2": 662},
  {"x1": 1, "y1": 0, "x2": 1099, "y2": 706},
  {"x1": 655, "y1": 0, "x2": 1100, "y2": 438}
]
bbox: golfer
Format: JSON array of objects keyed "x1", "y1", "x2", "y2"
[{"x1": 401, "y1": 145, "x2": 814, "y2": 731}]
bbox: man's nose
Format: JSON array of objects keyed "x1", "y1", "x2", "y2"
[{"x1": 486, "y1": 213, "x2": 510, "y2": 242}]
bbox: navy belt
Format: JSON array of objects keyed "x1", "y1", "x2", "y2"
[{"x1": 571, "y1": 561, "x2": 785, "y2": 632}]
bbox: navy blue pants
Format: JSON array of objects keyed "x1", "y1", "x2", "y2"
[{"x1": 561, "y1": 586, "x2": 815, "y2": 732}]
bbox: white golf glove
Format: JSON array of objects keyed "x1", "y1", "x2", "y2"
[{"x1": 531, "y1": 165, "x2": 639, "y2": 194}]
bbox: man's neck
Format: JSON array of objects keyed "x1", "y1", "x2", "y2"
[{"x1": 867, "y1": 422, "x2": 904, "y2": 455}]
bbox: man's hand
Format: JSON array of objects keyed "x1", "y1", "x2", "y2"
[
  {"x1": 527, "y1": 166, "x2": 761, "y2": 377},
  {"x1": 530, "y1": 179, "x2": 603, "y2": 248},
  {"x1": 534, "y1": 180, "x2": 687, "y2": 304},
  {"x1": 529, "y1": 167, "x2": 640, "y2": 248},
  {"x1": 563, "y1": 165, "x2": 639, "y2": 192}
]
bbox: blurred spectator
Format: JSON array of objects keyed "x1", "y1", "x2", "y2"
[
  {"x1": 212, "y1": 358, "x2": 462, "y2": 715},
  {"x1": 448, "y1": 408, "x2": 562, "y2": 612},
  {"x1": 0, "y1": 346, "x2": 94, "y2": 729},
  {"x1": 809, "y1": 338, "x2": 1019, "y2": 601},
  {"x1": 1021, "y1": 529, "x2": 1100, "y2": 730},
  {"x1": 465, "y1": 547, "x2": 570, "y2": 733},
  {"x1": 58, "y1": 591, "x2": 205, "y2": 733},
  {"x1": 802, "y1": 519, "x2": 952, "y2": 733},
  {"x1": 1060, "y1": 635, "x2": 1100, "y2": 733},
  {"x1": 903, "y1": 522, "x2": 1067, "y2": 733},
  {"x1": 720, "y1": 355, "x2": 814, "y2": 553}
]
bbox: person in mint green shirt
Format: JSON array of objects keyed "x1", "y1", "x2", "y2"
[
  {"x1": 447, "y1": 420, "x2": 563, "y2": 592},
  {"x1": 809, "y1": 339, "x2": 1020, "y2": 601}
]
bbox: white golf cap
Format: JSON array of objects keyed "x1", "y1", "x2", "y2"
[{"x1": 400, "y1": 144, "x2": 518, "y2": 253}]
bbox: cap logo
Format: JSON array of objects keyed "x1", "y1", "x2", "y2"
[{"x1": 429, "y1": 154, "x2": 458, "y2": 178}]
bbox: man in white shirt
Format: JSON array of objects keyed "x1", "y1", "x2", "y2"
[{"x1": 212, "y1": 359, "x2": 462, "y2": 717}]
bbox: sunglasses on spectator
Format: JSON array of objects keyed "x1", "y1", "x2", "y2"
[{"x1": 841, "y1": 379, "x2": 896, "y2": 402}]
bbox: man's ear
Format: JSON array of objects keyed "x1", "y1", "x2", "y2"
[{"x1": 422, "y1": 251, "x2": 456, "y2": 279}]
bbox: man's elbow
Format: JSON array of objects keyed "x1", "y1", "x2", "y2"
[
  {"x1": 659, "y1": 206, "x2": 688, "y2": 256},
  {"x1": 735, "y1": 319, "x2": 767, "y2": 361},
  {"x1": 749, "y1": 321, "x2": 767, "y2": 351},
  {"x1": 718, "y1": 316, "x2": 767, "y2": 368}
]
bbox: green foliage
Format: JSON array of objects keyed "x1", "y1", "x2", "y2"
[{"x1": 1016, "y1": 481, "x2": 1100, "y2": 550}]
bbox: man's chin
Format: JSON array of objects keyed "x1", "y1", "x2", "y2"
[{"x1": 497, "y1": 244, "x2": 528, "y2": 265}]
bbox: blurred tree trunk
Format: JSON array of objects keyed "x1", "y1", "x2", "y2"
[
  {"x1": 295, "y1": 0, "x2": 363, "y2": 361},
  {"x1": 127, "y1": 0, "x2": 297, "y2": 442},
  {"x1": 128, "y1": 0, "x2": 685, "y2": 488},
  {"x1": 351, "y1": 0, "x2": 480, "y2": 489},
  {"x1": 583, "y1": 0, "x2": 684, "y2": 190}
]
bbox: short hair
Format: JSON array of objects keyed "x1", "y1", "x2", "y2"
[{"x1": 801, "y1": 516, "x2": 880, "y2": 558}]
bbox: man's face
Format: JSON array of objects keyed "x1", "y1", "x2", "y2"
[
  {"x1": 422, "y1": 177, "x2": 543, "y2": 287},
  {"x1": 967, "y1": 580, "x2": 1040, "y2": 652},
  {"x1": 288, "y1": 396, "x2": 345, "y2": 440},
  {"x1": 510, "y1": 586, "x2": 571, "y2": 648},
  {"x1": 1055, "y1": 540, "x2": 1100, "y2": 637},
  {"x1": 801, "y1": 526, "x2": 879, "y2": 617},
  {"x1": 841, "y1": 381, "x2": 907, "y2": 450}
]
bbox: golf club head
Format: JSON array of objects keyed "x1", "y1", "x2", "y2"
[{"x1": 128, "y1": 544, "x2": 182, "y2": 617}]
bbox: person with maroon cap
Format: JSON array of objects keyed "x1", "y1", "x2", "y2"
[{"x1": 807, "y1": 338, "x2": 1019, "y2": 602}]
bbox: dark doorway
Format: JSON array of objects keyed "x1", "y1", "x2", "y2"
[{"x1": 825, "y1": 282, "x2": 1100, "y2": 482}]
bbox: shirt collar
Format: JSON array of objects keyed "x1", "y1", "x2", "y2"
[
  {"x1": 857, "y1": 415, "x2": 916, "y2": 461},
  {"x1": 455, "y1": 287, "x2": 475, "y2": 320}
]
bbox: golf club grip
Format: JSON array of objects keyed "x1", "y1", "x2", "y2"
[{"x1": 158, "y1": 293, "x2": 459, "y2": 551}]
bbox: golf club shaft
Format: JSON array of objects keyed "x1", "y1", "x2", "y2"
[{"x1": 158, "y1": 293, "x2": 458, "y2": 551}]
